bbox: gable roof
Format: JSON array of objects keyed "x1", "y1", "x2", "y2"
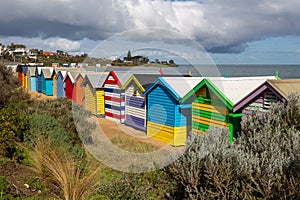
[
  {"x1": 267, "y1": 79, "x2": 300, "y2": 98},
  {"x1": 41, "y1": 68, "x2": 53, "y2": 79},
  {"x1": 121, "y1": 74, "x2": 179, "y2": 92},
  {"x1": 183, "y1": 76, "x2": 277, "y2": 110},
  {"x1": 29, "y1": 67, "x2": 36, "y2": 77},
  {"x1": 145, "y1": 77, "x2": 205, "y2": 101},
  {"x1": 63, "y1": 71, "x2": 79, "y2": 83},
  {"x1": 56, "y1": 70, "x2": 67, "y2": 79},
  {"x1": 83, "y1": 72, "x2": 109, "y2": 88}
]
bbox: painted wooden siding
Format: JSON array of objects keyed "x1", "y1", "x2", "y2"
[
  {"x1": 53, "y1": 73, "x2": 57, "y2": 97},
  {"x1": 65, "y1": 76, "x2": 73, "y2": 100},
  {"x1": 147, "y1": 121, "x2": 187, "y2": 146},
  {"x1": 37, "y1": 74, "x2": 42, "y2": 93},
  {"x1": 104, "y1": 75, "x2": 125, "y2": 123},
  {"x1": 146, "y1": 84, "x2": 190, "y2": 146},
  {"x1": 96, "y1": 89, "x2": 105, "y2": 116},
  {"x1": 85, "y1": 84, "x2": 96, "y2": 115},
  {"x1": 192, "y1": 97, "x2": 229, "y2": 134},
  {"x1": 18, "y1": 72, "x2": 22, "y2": 85},
  {"x1": 56, "y1": 74, "x2": 65, "y2": 98},
  {"x1": 41, "y1": 74, "x2": 46, "y2": 94},
  {"x1": 30, "y1": 77, "x2": 37, "y2": 92},
  {"x1": 45, "y1": 80, "x2": 53, "y2": 96},
  {"x1": 75, "y1": 76, "x2": 85, "y2": 107},
  {"x1": 125, "y1": 84, "x2": 146, "y2": 131}
]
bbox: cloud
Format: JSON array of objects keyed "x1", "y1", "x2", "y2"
[
  {"x1": 46, "y1": 38, "x2": 80, "y2": 51},
  {"x1": 0, "y1": 0, "x2": 300, "y2": 53}
]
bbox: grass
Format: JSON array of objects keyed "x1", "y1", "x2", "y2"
[
  {"x1": 30, "y1": 137, "x2": 101, "y2": 200},
  {"x1": 110, "y1": 136, "x2": 159, "y2": 153}
]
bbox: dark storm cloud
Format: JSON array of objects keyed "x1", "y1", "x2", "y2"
[{"x1": 1, "y1": 0, "x2": 300, "y2": 53}]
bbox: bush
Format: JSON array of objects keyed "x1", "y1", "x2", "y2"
[
  {"x1": 0, "y1": 64, "x2": 20, "y2": 109},
  {"x1": 166, "y1": 94, "x2": 300, "y2": 199}
]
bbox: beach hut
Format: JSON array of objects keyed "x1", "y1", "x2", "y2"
[
  {"x1": 121, "y1": 74, "x2": 176, "y2": 131},
  {"x1": 35, "y1": 67, "x2": 43, "y2": 93},
  {"x1": 103, "y1": 71, "x2": 133, "y2": 123},
  {"x1": 82, "y1": 73, "x2": 108, "y2": 116},
  {"x1": 182, "y1": 76, "x2": 277, "y2": 141},
  {"x1": 40, "y1": 68, "x2": 54, "y2": 96},
  {"x1": 16, "y1": 65, "x2": 23, "y2": 85},
  {"x1": 74, "y1": 72, "x2": 86, "y2": 107},
  {"x1": 64, "y1": 71, "x2": 79, "y2": 100},
  {"x1": 144, "y1": 77, "x2": 204, "y2": 146},
  {"x1": 22, "y1": 66, "x2": 29, "y2": 89},
  {"x1": 29, "y1": 67, "x2": 37, "y2": 91},
  {"x1": 56, "y1": 71, "x2": 67, "y2": 98},
  {"x1": 234, "y1": 79, "x2": 300, "y2": 117}
]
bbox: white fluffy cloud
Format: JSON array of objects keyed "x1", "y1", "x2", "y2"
[
  {"x1": 46, "y1": 38, "x2": 80, "y2": 51},
  {"x1": 0, "y1": 0, "x2": 300, "y2": 53}
]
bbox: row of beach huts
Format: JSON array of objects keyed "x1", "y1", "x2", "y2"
[{"x1": 16, "y1": 65, "x2": 300, "y2": 146}]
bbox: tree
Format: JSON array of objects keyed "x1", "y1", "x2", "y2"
[{"x1": 126, "y1": 50, "x2": 132, "y2": 61}]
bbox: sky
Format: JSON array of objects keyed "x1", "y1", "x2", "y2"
[{"x1": 0, "y1": 0, "x2": 300, "y2": 64}]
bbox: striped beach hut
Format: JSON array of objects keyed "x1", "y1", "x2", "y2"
[
  {"x1": 40, "y1": 68, "x2": 54, "y2": 96},
  {"x1": 144, "y1": 77, "x2": 204, "y2": 146},
  {"x1": 121, "y1": 74, "x2": 176, "y2": 131},
  {"x1": 182, "y1": 76, "x2": 277, "y2": 141},
  {"x1": 64, "y1": 71, "x2": 79, "y2": 100},
  {"x1": 234, "y1": 79, "x2": 300, "y2": 117},
  {"x1": 29, "y1": 67, "x2": 37, "y2": 91},
  {"x1": 103, "y1": 71, "x2": 133, "y2": 123},
  {"x1": 56, "y1": 71, "x2": 67, "y2": 98},
  {"x1": 82, "y1": 73, "x2": 108, "y2": 116}
]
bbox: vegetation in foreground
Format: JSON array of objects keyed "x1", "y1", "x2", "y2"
[{"x1": 0, "y1": 63, "x2": 299, "y2": 199}]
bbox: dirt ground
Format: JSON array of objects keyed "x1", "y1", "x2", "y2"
[
  {"x1": 27, "y1": 90, "x2": 56, "y2": 101},
  {"x1": 27, "y1": 90, "x2": 178, "y2": 149}
]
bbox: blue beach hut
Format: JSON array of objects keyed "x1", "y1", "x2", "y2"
[
  {"x1": 56, "y1": 71, "x2": 67, "y2": 98},
  {"x1": 144, "y1": 77, "x2": 203, "y2": 146}
]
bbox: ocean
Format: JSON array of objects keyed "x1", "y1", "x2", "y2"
[
  {"x1": 177, "y1": 65, "x2": 300, "y2": 79},
  {"x1": 98, "y1": 65, "x2": 300, "y2": 79}
]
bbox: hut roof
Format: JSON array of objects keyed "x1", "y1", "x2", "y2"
[
  {"x1": 145, "y1": 77, "x2": 205, "y2": 101},
  {"x1": 83, "y1": 72, "x2": 109, "y2": 88},
  {"x1": 41, "y1": 68, "x2": 53, "y2": 79},
  {"x1": 267, "y1": 79, "x2": 300, "y2": 98}
]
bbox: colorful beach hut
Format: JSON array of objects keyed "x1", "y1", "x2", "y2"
[
  {"x1": 29, "y1": 67, "x2": 37, "y2": 91},
  {"x1": 103, "y1": 71, "x2": 133, "y2": 123},
  {"x1": 234, "y1": 79, "x2": 300, "y2": 115},
  {"x1": 40, "y1": 68, "x2": 54, "y2": 96},
  {"x1": 22, "y1": 66, "x2": 29, "y2": 89},
  {"x1": 182, "y1": 76, "x2": 277, "y2": 141},
  {"x1": 64, "y1": 71, "x2": 79, "y2": 100},
  {"x1": 16, "y1": 65, "x2": 23, "y2": 86},
  {"x1": 82, "y1": 73, "x2": 108, "y2": 116},
  {"x1": 74, "y1": 72, "x2": 86, "y2": 107},
  {"x1": 144, "y1": 77, "x2": 204, "y2": 146},
  {"x1": 56, "y1": 71, "x2": 67, "y2": 98},
  {"x1": 35, "y1": 67, "x2": 43, "y2": 93},
  {"x1": 121, "y1": 74, "x2": 177, "y2": 131}
]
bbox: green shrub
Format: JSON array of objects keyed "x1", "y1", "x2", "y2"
[{"x1": 166, "y1": 94, "x2": 300, "y2": 199}]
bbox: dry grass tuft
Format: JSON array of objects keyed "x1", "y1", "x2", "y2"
[{"x1": 31, "y1": 137, "x2": 101, "y2": 200}]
